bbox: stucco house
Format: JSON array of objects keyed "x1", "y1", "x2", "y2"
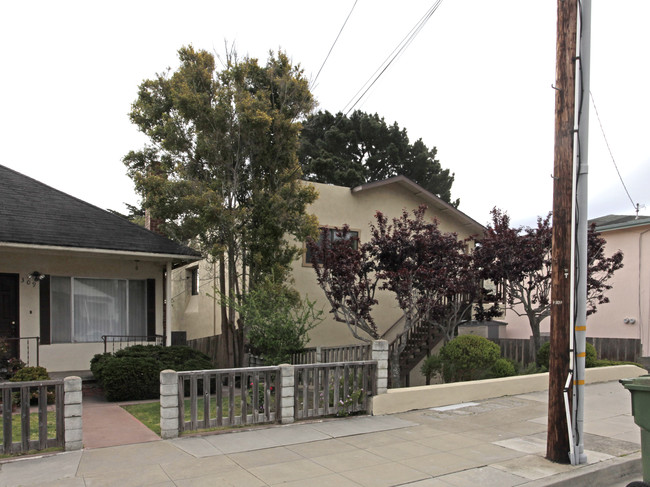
[
  {"x1": 497, "y1": 214, "x2": 650, "y2": 362},
  {"x1": 0, "y1": 165, "x2": 201, "y2": 373},
  {"x1": 171, "y1": 175, "x2": 485, "y2": 379}
]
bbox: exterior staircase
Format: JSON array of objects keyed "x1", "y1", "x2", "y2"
[{"x1": 388, "y1": 321, "x2": 444, "y2": 387}]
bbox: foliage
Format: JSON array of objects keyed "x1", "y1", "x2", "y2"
[
  {"x1": 9, "y1": 366, "x2": 54, "y2": 405},
  {"x1": 306, "y1": 226, "x2": 379, "y2": 341},
  {"x1": 299, "y1": 110, "x2": 458, "y2": 206},
  {"x1": 91, "y1": 345, "x2": 213, "y2": 401},
  {"x1": 123, "y1": 45, "x2": 318, "y2": 367},
  {"x1": 370, "y1": 206, "x2": 492, "y2": 345},
  {"x1": 0, "y1": 338, "x2": 25, "y2": 381},
  {"x1": 489, "y1": 358, "x2": 517, "y2": 378},
  {"x1": 474, "y1": 208, "x2": 624, "y2": 355},
  {"x1": 536, "y1": 341, "x2": 597, "y2": 369},
  {"x1": 99, "y1": 357, "x2": 162, "y2": 402},
  {"x1": 439, "y1": 335, "x2": 501, "y2": 382},
  {"x1": 233, "y1": 278, "x2": 323, "y2": 365},
  {"x1": 420, "y1": 354, "x2": 442, "y2": 385},
  {"x1": 248, "y1": 381, "x2": 275, "y2": 413}
]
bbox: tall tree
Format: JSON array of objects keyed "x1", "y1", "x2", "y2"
[
  {"x1": 123, "y1": 46, "x2": 318, "y2": 367},
  {"x1": 299, "y1": 110, "x2": 458, "y2": 206},
  {"x1": 474, "y1": 208, "x2": 624, "y2": 355}
]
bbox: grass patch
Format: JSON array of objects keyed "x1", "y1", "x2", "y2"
[
  {"x1": 0, "y1": 410, "x2": 58, "y2": 443},
  {"x1": 122, "y1": 396, "x2": 253, "y2": 435}
]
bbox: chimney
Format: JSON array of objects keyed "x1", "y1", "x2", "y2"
[{"x1": 145, "y1": 209, "x2": 165, "y2": 235}]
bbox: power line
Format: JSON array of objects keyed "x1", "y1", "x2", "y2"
[
  {"x1": 589, "y1": 91, "x2": 639, "y2": 213},
  {"x1": 341, "y1": 0, "x2": 444, "y2": 116},
  {"x1": 312, "y1": 0, "x2": 358, "y2": 89}
]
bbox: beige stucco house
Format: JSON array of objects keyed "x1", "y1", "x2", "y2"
[
  {"x1": 171, "y1": 176, "x2": 485, "y2": 359},
  {"x1": 498, "y1": 214, "x2": 650, "y2": 360},
  {"x1": 0, "y1": 165, "x2": 201, "y2": 373}
]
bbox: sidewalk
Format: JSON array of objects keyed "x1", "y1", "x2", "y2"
[{"x1": 0, "y1": 380, "x2": 644, "y2": 486}]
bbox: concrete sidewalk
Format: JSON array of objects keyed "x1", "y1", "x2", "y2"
[{"x1": 0, "y1": 380, "x2": 644, "y2": 486}]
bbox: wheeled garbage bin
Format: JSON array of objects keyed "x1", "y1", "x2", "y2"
[{"x1": 621, "y1": 375, "x2": 650, "y2": 486}]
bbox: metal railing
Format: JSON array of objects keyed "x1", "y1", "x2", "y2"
[
  {"x1": 102, "y1": 335, "x2": 164, "y2": 354},
  {"x1": 1, "y1": 337, "x2": 40, "y2": 367}
]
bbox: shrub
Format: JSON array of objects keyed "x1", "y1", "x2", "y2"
[
  {"x1": 90, "y1": 345, "x2": 214, "y2": 402},
  {"x1": 489, "y1": 358, "x2": 517, "y2": 378},
  {"x1": 10, "y1": 366, "x2": 54, "y2": 404},
  {"x1": 537, "y1": 341, "x2": 597, "y2": 369},
  {"x1": 440, "y1": 335, "x2": 501, "y2": 382},
  {"x1": 100, "y1": 357, "x2": 161, "y2": 402},
  {"x1": 420, "y1": 354, "x2": 442, "y2": 385},
  {"x1": 227, "y1": 278, "x2": 323, "y2": 365}
]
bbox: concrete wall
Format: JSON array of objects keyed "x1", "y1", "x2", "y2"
[
  {"x1": 372, "y1": 364, "x2": 647, "y2": 415},
  {"x1": 1, "y1": 247, "x2": 166, "y2": 371}
]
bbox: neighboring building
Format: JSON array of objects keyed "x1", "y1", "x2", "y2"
[
  {"x1": 171, "y1": 176, "x2": 486, "y2": 361},
  {"x1": 0, "y1": 165, "x2": 201, "y2": 372},
  {"x1": 499, "y1": 214, "x2": 650, "y2": 361}
]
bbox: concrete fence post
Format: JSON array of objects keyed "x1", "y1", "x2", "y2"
[
  {"x1": 160, "y1": 370, "x2": 179, "y2": 439},
  {"x1": 279, "y1": 364, "x2": 295, "y2": 424},
  {"x1": 372, "y1": 340, "x2": 389, "y2": 395},
  {"x1": 63, "y1": 376, "x2": 83, "y2": 451}
]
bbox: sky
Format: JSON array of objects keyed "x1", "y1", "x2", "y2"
[{"x1": 1, "y1": 0, "x2": 648, "y2": 228}]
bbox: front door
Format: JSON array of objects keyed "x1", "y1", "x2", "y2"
[{"x1": 0, "y1": 274, "x2": 19, "y2": 359}]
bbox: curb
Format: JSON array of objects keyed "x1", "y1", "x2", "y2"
[{"x1": 525, "y1": 452, "x2": 642, "y2": 486}]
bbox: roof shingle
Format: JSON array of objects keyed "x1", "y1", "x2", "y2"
[{"x1": 0, "y1": 164, "x2": 200, "y2": 259}]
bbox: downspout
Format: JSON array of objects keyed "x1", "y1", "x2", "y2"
[
  {"x1": 640, "y1": 229, "x2": 650, "y2": 354},
  {"x1": 165, "y1": 262, "x2": 172, "y2": 346}
]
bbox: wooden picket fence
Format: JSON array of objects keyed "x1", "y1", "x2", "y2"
[
  {"x1": 177, "y1": 367, "x2": 280, "y2": 432},
  {"x1": 293, "y1": 361, "x2": 377, "y2": 420},
  {"x1": 0, "y1": 379, "x2": 64, "y2": 455}
]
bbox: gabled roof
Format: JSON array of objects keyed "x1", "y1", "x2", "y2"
[
  {"x1": 0, "y1": 164, "x2": 201, "y2": 260},
  {"x1": 590, "y1": 214, "x2": 650, "y2": 232},
  {"x1": 351, "y1": 175, "x2": 485, "y2": 235}
]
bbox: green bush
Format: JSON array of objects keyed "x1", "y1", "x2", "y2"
[
  {"x1": 536, "y1": 341, "x2": 597, "y2": 369},
  {"x1": 420, "y1": 354, "x2": 442, "y2": 385},
  {"x1": 100, "y1": 357, "x2": 161, "y2": 402},
  {"x1": 10, "y1": 366, "x2": 55, "y2": 404},
  {"x1": 440, "y1": 335, "x2": 501, "y2": 382},
  {"x1": 489, "y1": 358, "x2": 517, "y2": 378},
  {"x1": 90, "y1": 345, "x2": 214, "y2": 402}
]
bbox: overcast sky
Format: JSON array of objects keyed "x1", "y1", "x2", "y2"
[{"x1": 1, "y1": 0, "x2": 648, "y2": 228}]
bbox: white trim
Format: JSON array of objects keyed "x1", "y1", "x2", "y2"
[{"x1": 0, "y1": 242, "x2": 200, "y2": 262}]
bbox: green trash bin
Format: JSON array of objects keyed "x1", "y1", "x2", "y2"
[{"x1": 621, "y1": 375, "x2": 650, "y2": 484}]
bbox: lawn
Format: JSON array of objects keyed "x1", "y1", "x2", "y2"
[
  {"x1": 0, "y1": 409, "x2": 58, "y2": 444},
  {"x1": 123, "y1": 396, "x2": 255, "y2": 435}
]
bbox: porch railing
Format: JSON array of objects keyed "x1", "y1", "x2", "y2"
[
  {"x1": 2, "y1": 337, "x2": 40, "y2": 367},
  {"x1": 102, "y1": 334, "x2": 164, "y2": 354},
  {"x1": 0, "y1": 379, "x2": 64, "y2": 455}
]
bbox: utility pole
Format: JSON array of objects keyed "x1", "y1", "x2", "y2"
[{"x1": 548, "y1": 0, "x2": 578, "y2": 463}]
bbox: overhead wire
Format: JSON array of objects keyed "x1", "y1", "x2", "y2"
[
  {"x1": 589, "y1": 91, "x2": 639, "y2": 213},
  {"x1": 312, "y1": 0, "x2": 359, "y2": 89},
  {"x1": 340, "y1": 0, "x2": 444, "y2": 116}
]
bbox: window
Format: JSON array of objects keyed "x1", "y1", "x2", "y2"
[
  {"x1": 50, "y1": 277, "x2": 147, "y2": 343},
  {"x1": 188, "y1": 267, "x2": 199, "y2": 296},
  {"x1": 304, "y1": 227, "x2": 359, "y2": 265}
]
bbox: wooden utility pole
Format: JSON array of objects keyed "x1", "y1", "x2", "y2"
[{"x1": 547, "y1": 0, "x2": 578, "y2": 463}]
